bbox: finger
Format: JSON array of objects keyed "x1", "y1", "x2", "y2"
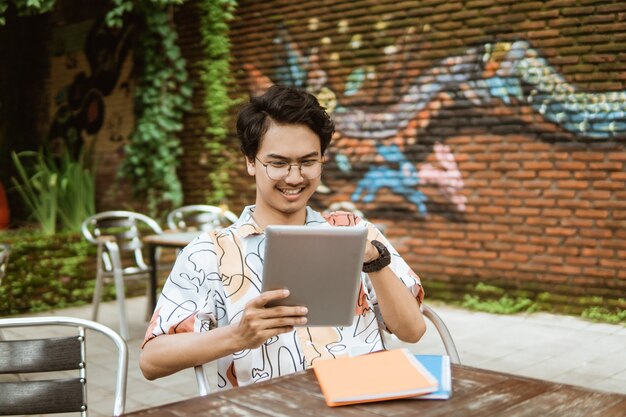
[
  {"x1": 261, "y1": 316, "x2": 308, "y2": 329},
  {"x1": 261, "y1": 326, "x2": 293, "y2": 341},
  {"x1": 248, "y1": 289, "x2": 290, "y2": 308},
  {"x1": 265, "y1": 305, "x2": 308, "y2": 318}
]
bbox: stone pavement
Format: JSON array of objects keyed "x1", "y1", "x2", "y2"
[{"x1": 2, "y1": 296, "x2": 625, "y2": 416}]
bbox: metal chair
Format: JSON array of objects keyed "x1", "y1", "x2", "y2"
[
  {"x1": 0, "y1": 316, "x2": 128, "y2": 416},
  {"x1": 81, "y1": 211, "x2": 163, "y2": 340},
  {"x1": 422, "y1": 303, "x2": 461, "y2": 364},
  {"x1": 166, "y1": 205, "x2": 238, "y2": 232},
  {"x1": 194, "y1": 365, "x2": 211, "y2": 396}
]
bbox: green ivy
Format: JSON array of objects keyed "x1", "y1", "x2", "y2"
[
  {"x1": 0, "y1": 229, "x2": 98, "y2": 315},
  {"x1": 108, "y1": 0, "x2": 192, "y2": 215},
  {"x1": 0, "y1": 0, "x2": 55, "y2": 24},
  {"x1": 199, "y1": 0, "x2": 239, "y2": 205}
]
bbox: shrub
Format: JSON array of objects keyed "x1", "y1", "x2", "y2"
[{"x1": 0, "y1": 229, "x2": 99, "y2": 314}]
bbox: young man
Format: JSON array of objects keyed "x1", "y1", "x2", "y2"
[{"x1": 140, "y1": 85, "x2": 426, "y2": 389}]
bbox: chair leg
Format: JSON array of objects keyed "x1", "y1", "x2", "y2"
[
  {"x1": 106, "y1": 242, "x2": 129, "y2": 340},
  {"x1": 92, "y1": 248, "x2": 105, "y2": 322},
  {"x1": 112, "y1": 266, "x2": 129, "y2": 340}
]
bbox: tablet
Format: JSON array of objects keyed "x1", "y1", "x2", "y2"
[{"x1": 261, "y1": 225, "x2": 368, "y2": 326}]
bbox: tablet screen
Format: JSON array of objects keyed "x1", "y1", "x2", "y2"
[{"x1": 261, "y1": 225, "x2": 368, "y2": 326}]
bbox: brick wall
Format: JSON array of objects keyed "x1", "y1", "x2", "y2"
[
  {"x1": 46, "y1": 2, "x2": 135, "y2": 212},
  {"x1": 218, "y1": 0, "x2": 626, "y2": 310},
  {"x1": 31, "y1": 1, "x2": 626, "y2": 311}
]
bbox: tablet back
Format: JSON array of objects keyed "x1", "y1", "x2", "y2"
[{"x1": 262, "y1": 225, "x2": 368, "y2": 326}]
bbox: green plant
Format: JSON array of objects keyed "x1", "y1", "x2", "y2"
[
  {"x1": 55, "y1": 148, "x2": 95, "y2": 232},
  {"x1": 581, "y1": 307, "x2": 626, "y2": 325},
  {"x1": 199, "y1": 0, "x2": 239, "y2": 205},
  {"x1": 11, "y1": 150, "x2": 59, "y2": 235},
  {"x1": 0, "y1": 0, "x2": 55, "y2": 24},
  {"x1": 0, "y1": 228, "x2": 97, "y2": 315},
  {"x1": 10, "y1": 147, "x2": 95, "y2": 235},
  {"x1": 461, "y1": 294, "x2": 538, "y2": 315},
  {"x1": 107, "y1": 0, "x2": 192, "y2": 215}
]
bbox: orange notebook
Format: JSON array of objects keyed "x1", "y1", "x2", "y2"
[{"x1": 312, "y1": 348, "x2": 439, "y2": 407}]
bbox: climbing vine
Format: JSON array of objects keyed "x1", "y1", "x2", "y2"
[
  {"x1": 0, "y1": 0, "x2": 55, "y2": 25},
  {"x1": 107, "y1": 0, "x2": 191, "y2": 215},
  {"x1": 199, "y1": 0, "x2": 239, "y2": 205}
]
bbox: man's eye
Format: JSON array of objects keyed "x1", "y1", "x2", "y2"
[
  {"x1": 269, "y1": 161, "x2": 289, "y2": 168},
  {"x1": 301, "y1": 160, "x2": 318, "y2": 167}
]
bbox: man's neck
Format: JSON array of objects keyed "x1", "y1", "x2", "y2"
[{"x1": 252, "y1": 204, "x2": 307, "y2": 229}]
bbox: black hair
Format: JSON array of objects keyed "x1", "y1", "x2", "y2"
[{"x1": 236, "y1": 85, "x2": 335, "y2": 159}]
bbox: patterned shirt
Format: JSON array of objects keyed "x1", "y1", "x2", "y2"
[{"x1": 143, "y1": 205, "x2": 423, "y2": 390}]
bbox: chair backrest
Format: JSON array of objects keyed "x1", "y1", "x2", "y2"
[
  {"x1": 81, "y1": 211, "x2": 163, "y2": 273},
  {"x1": 0, "y1": 316, "x2": 128, "y2": 416},
  {"x1": 166, "y1": 205, "x2": 238, "y2": 232},
  {"x1": 0, "y1": 243, "x2": 9, "y2": 283}
]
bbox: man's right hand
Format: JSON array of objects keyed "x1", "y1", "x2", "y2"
[{"x1": 231, "y1": 289, "x2": 308, "y2": 350}]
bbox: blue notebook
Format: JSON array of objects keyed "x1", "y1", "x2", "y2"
[{"x1": 411, "y1": 354, "x2": 452, "y2": 399}]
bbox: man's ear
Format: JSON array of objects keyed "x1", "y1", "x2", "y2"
[{"x1": 246, "y1": 157, "x2": 256, "y2": 176}]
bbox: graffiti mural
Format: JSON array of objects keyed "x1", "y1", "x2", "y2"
[
  {"x1": 48, "y1": 17, "x2": 133, "y2": 157},
  {"x1": 243, "y1": 26, "x2": 626, "y2": 218}
]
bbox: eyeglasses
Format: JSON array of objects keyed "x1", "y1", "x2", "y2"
[{"x1": 255, "y1": 157, "x2": 323, "y2": 180}]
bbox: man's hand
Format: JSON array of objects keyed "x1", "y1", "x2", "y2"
[{"x1": 231, "y1": 289, "x2": 308, "y2": 350}]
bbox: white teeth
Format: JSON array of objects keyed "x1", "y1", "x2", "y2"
[{"x1": 281, "y1": 189, "x2": 301, "y2": 195}]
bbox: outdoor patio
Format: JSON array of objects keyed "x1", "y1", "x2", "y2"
[{"x1": 3, "y1": 295, "x2": 625, "y2": 416}]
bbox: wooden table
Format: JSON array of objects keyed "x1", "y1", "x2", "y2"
[
  {"x1": 143, "y1": 231, "x2": 200, "y2": 313},
  {"x1": 124, "y1": 365, "x2": 626, "y2": 416}
]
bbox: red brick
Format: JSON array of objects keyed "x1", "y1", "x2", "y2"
[
  {"x1": 501, "y1": 253, "x2": 529, "y2": 262},
  {"x1": 600, "y1": 259, "x2": 626, "y2": 269},
  {"x1": 583, "y1": 267, "x2": 616, "y2": 278},
  {"x1": 486, "y1": 261, "x2": 516, "y2": 270},
  {"x1": 524, "y1": 198, "x2": 556, "y2": 207},
  {"x1": 557, "y1": 180, "x2": 589, "y2": 189},
  {"x1": 578, "y1": 190, "x2": 611, "y2": 200},
  {"x1": 581, "y1": 248, "x2": 615, "y2": 258},
  {"x1": 565, "y1": 257, "x2": 597, "y2": 266},
  {"x1": 575, "y1": 209, "x2": 609, "y2": 219},
  {"x1": 547, "y1": 246, "x2": 579, "y2": 256},
  {"x1": 538, "y1": 171, "x2": 571, "y2": 179},
  {"x1": 509, "y1": 207, "x2": 541, "y2": 216},
  {"x1": 541, "y1": 207, "x2": 574, "y2": 217},
  {"x1": 515, "y1": 244, "x2": 546, "y2": 254},
  {"x1": 546, "y1": 227, "x2": 578, "y2": 236},
  {"x1": 549, "y1": 264, "x2": 581, "y2": 274}
]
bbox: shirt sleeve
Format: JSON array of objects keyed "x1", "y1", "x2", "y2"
[{"x1": 142, "y1": 234, "x2": 221, "y2": 348}]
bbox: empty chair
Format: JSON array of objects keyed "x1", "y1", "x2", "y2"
[
  {"x1": 166, "y1": 205, "x2": 238, "y2": 232},
  {"x1": 0, "y1": 316, "x2": 128, "y2": 416},
  {"x1": 81, "y1": 211, "x2": 163, "y2": 340}
]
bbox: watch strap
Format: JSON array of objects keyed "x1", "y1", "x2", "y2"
[{"x1": 362, "y1": 240, "x2": 391, "y2": 273}]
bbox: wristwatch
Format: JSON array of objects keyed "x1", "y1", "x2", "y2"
[{"x1": 362, "y1": 240, "x2": 391, "y2": 273}]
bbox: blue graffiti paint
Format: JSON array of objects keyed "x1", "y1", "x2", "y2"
[{"x1": 351, "y1": 145, "x2": 428, "y2": 214}]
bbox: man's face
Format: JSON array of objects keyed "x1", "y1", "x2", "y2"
[{"x1": 247, "y1": 123, "x2": 322, "y2": 222}]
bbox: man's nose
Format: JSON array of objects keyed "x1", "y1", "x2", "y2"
[{"x1": 284, "y1": 164, "x2": 304, "y2": 183}]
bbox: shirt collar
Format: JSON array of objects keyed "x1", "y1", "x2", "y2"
[{"x1": 234, "y1": 205, "x2": 328, "y2": 238}]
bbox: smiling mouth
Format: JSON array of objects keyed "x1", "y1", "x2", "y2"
[{"x1": 278, "y1": 187, "x2": 305, "y2": 196}]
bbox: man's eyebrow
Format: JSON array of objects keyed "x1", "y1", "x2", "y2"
[{"x1": 265, "y1": 152, "x2": 320, "y2": 160}]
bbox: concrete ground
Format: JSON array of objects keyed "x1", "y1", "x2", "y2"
[{"x1": 2, "y1": 296, "x2": 625, "y2": 416}]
